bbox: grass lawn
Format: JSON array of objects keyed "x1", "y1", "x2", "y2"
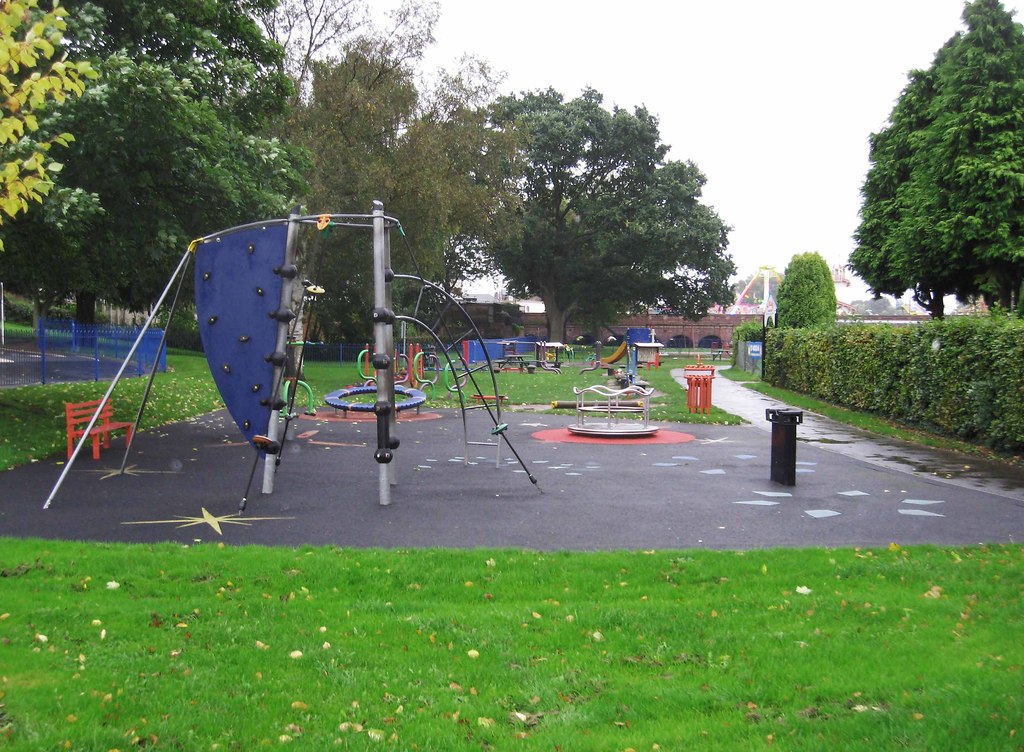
[
  {"x1": 3, "y1": 349, "x2": 1021, "y2": 748},
  {"x1": 0, "y1": 539, "x2": 1020, "y2": 750},
  {"x1": 0, "y1": 352, "x2": 732, "y2": 471}
]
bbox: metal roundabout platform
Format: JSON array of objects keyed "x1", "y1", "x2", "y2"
[
  {"x1": 568, "y1": 384, "x2": 660, "y2": 438},
  {"x1": 566, "y1": 421, "x2": 660, "y2": 438}
]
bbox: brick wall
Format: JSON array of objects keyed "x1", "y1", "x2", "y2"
[{"x1": 520, "y1": 312, "x2": 762, "y2": 347}]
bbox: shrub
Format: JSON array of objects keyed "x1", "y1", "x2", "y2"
[{"x1": 764, "y1": 317, "x2": 1024, "y2": 454}]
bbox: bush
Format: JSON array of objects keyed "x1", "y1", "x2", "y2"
[
  {"x1": 732, "y1": 321, "x2": 763, "y2": 345},
  {"x1": 2, "y1": 291, "x2": 34, "y2": 324},
  {"x1": 765, "y1": 317, "x2": 1024, "y2": 454}
]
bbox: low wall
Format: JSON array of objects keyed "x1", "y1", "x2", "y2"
[{"x1": 520, "y1": 312, "x2": 761, "y2": 347}]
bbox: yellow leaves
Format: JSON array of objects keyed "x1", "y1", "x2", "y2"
[
  {"x1": 923, "y1": 585, "x2": 943, "y2": 599},
  {"x1": 290, "y1": 701, "x2": 307, "y2": 711},
  {"x1": 476, "y1": 717, "x2": 495, "y2": 728},
  {"x1": 466, "y1": 649, "x2": 480, "y2": 659},
  {"x1": 0, "y1": 0, "x2": 96, "y2": 245},
  {"x1": 288, "y1": 650, "x2": 303, "y2": 659}
]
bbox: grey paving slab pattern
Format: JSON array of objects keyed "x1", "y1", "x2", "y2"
[{"x1": 0, "y1": 368, "x2": 1021, "y2": 550}]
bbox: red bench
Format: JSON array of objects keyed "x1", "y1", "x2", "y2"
[{"x1": 65, "y1": 399, "x2": 134, "y2": 460}]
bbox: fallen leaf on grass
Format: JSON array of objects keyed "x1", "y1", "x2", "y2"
[
  {"x1": 923, "y1": 586, "x2": 943, "y2": 599},
  {"x1": 509, "y1": 711, "x2": 544, "y2": 727},
  {"x1": 795, "y1": 586, "x2": 812, "y2": 595}
]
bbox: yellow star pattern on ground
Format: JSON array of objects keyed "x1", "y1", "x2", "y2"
[
  {"x1": 85, "y1": 464, "x2": 179, "y2": 481},
  {"x1": 122, "y1": 507, "x2": 294, "y2": 535}
]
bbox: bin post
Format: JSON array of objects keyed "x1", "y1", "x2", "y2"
[
  {"x1": 683, "y1": 365, "x2": 715, "y2": 415},
  {"x1": 765, "y1": 408, "x2": 803, "y2": 485}
]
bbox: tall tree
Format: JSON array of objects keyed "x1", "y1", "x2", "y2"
[
  {"x1": 488, "y1": 88, "x2": 733, "y2": 341},
  {"x1": 0, "y1": 0, "x2": 305, "y2": 321},
  {"x1": 279, "y1": 3, "x2": 518, "y2": 340},
  {"x1": 935, "y1": 0, "x2": 1024, "y2": 310},
  {"x1": 255, "y1": 0, "x2": 367, "y2": 102},
  {"x1": 775, "y1": 252, "x2": 837, "y2": 328},
  {"x1": 853, "y1": 0, "x2": 1024, "y2": 316}
]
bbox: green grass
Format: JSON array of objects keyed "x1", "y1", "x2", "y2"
[
  {"x1": 0, "y1": 354, "x2": 732, "y2": 471},
  {"x1": 0, "y1": 539, "x2": 1020, "y2": 750},
  {"x1": 719, "y1": 366, "x2": 1024, "y2": 464},
  {"x1": 0, "y1": 351, "x2": 226, "y2": 471},
  {"x1": 453, "y1": 356, "x2": 740, "y2": 425}
]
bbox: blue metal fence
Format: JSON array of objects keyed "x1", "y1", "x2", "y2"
[{"x1": 0, "y1": 321, "x2": 167, "y2": 388}]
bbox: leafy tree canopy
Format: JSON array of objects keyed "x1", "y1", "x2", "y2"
[
  {"x1": 274, "y1": 1, "x2": 519, "y2": 341},
  {"x1": 775, "y1": 252, "x2": 837, "y2": 329},
  {"x1": 0, "y1": 0, "x2": 305, "y2": 321},
  {"x1": 852, "y1": 0, "x2": 1024, "y2": 317},
  {"x1": 487, "y1": 88, "x2": 733, "y2": 341}
]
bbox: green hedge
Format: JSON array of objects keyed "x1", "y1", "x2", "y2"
[{"x1": 763, "y1": 318, "x2": 1024, "y2": 454}]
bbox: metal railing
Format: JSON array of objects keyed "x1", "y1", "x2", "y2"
[{"x1": 0, "y1": 321, "x2": 167, "y2": 388}]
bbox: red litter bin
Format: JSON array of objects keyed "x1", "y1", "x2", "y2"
[{"x1": 683, "y1": 363, "x2": 715, "y2": 414}]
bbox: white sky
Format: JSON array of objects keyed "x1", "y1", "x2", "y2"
[{"x1": 414, "y1": 0, "x2": 1024, "y2": 301}]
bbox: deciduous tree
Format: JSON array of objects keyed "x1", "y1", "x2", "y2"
[
  {"x1": 487, "y1": 88, "x2": 733, "y2": 341},
  {"x1": 0, "y1": 0, "x2": 305, "y2": 321},
  {"x1": 281, "y1": 3, "x2": 518, "y2": 340}
]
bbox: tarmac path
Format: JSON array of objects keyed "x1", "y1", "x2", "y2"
[{"x1": 0, "y1": 370, "x2": 1020, "y2": 550}]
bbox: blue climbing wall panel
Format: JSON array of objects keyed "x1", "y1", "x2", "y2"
[{"x1": 194, "y1": 224, "x2": 289, "y2": 446}]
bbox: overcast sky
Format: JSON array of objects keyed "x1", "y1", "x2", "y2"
[{"x1": 414, "y1": 0, "x2": 1023, "y2": 300}]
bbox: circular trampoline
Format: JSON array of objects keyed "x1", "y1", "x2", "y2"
[{"x1": 324, "y1": 384, "x2": 427, "y2": 413}]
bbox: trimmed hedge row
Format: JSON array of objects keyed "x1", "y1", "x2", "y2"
[{"x1": 762, "y1": 318, "x2": 1024, "y2": 454}]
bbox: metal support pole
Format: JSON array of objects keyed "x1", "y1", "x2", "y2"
[
  {"x1": 371, "y1": 201, "x2": 395, "y2": 506},
  {"x1": 43, "y1": 247, "x2": 194, "y2": 509},
  {"x1": 262, "y1": 207, "x2": 302, "y2": 495},
  {"x1": 118, "y1": 253, "x2": 192, "y2": 473}
]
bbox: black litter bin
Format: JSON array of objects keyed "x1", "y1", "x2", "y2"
[{"x1": 765, "y1": 408, "x2": 803, "y2": 485}]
